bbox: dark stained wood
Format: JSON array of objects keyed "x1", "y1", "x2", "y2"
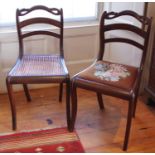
[
  {"x1": 19, "y1": 17, "x2": 62, "y2": 28},
  {"x1": 96, "y1": 92, "x2": 104, "y2": 110},
  {"x1": 70, "y1": 10, "x2": 152, "y2": 151},
  {"x1": 145, "y1": 33, "x2": 155, "y2": 102},
  {"x1": 23, "y1": 84, "x2": 31, "y2": 102},
  {"x1": 104, "y1": 23, "x2": 147, "y2": 37},
  {"x1": 59, "y1": 83, "x2": 63, "y2": 102},
  {"x1": 6, "y1": 5, "x2": 70, "y2": 131},
  {"x1": 0, "y1": 87, "x2": 155, "y2": 152}
]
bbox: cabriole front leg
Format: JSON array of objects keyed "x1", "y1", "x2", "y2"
[
  {"x1": 66, "y1": 80, "x2": 70, "y2": 130},
  {"x1": 6, "y1": 79, "x2": 16, "y2": 130},
  {"x1": 70, "y1": 81, "x2": 77, "y2": 132}
]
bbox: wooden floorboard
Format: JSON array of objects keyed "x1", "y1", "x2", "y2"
[{"x1": 0, "y1": 86, "x2": 155, "y2": 152}]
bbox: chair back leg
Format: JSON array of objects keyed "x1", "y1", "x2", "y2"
[
  {"x1": 96, "y1": 93, "x2": 105, "y2": 110},
  {"x1": 59, "y1": 83, "x2": 63, "y2": 102},
  {"x1": 132, "y1": 87, "x2": 139, "y2": 117},
  {"x1": 23, "y1": 84, "x2": 31, "y2": 102}
]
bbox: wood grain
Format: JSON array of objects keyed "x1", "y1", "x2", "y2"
[{"x1": 0, "y1": 86, "x2": 155, "y2": 152}]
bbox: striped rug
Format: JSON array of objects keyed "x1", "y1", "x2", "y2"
[{"x1": 0, "y1": 127, "x2": 84, "y2": 153}]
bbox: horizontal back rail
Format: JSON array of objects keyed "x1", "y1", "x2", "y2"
[
  {"x1": 104, "y1": 23, "x2": 146, "y2": 38},
  {"x1": 19, "y1": 18, "x2": 61, "y2": 28},
  {"x1": 105, "y1": 38, "x2": 144, "y2": 50},
  {"x1": 22, "y1": 31, "x2": 61, "y2": 39}
]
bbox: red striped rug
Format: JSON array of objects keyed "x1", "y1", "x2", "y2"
[{"x1": 0, "y1": 127, "x2": 84, "y2": 153}]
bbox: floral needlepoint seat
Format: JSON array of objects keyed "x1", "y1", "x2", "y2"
[{"x1": 75, "y1": 61, "x2": 138, "y2": 92}]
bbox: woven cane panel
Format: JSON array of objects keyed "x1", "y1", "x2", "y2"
[{"x1": 10, "y1": 55, "x2": 65, "y2": 76}]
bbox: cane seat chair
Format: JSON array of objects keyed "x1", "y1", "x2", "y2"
[
  {"x1": 70, "y1": 10, "x2": 152, "y2": 150},
  {"x1": 6, "y1": 5, "x2": 70, "y2": 130}
]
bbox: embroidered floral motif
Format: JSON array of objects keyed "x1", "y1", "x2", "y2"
[{"x1": 94, "y1": 63, "x2": 130, "y2": 81}]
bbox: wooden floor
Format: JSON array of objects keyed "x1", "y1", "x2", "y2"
[{"x1": 0, "y1": 86, "x2": 155, "y2": 153}]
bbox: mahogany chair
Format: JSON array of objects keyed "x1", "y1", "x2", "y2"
[
  {"x1": 6, "y1": 5, "x2": 70, "y2": 130},
  {"x1": 70, "y1": 10, "x2": 152, "y2": 150}
]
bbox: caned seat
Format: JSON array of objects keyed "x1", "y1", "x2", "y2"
[
  {"x1": 9, "y1": 55, "x2": 67, "y2": 81},
  {"x1": 69, "y1": 10, "x2": 152, "y2": 151},
  {"x1": 6, "y1": 5, "x2": 70, "y2": 131}
]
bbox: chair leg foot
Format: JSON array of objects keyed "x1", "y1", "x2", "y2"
[
  {"x1": 12, "y1": 119, "x2": 16, "y2": 130},
  {"x1": 68, "y1": 127, "x2": 74, "y2": 132}
]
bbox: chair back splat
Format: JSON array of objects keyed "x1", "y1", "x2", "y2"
[
  {"x1": 70, "y1": 10, "x2": 152, "y2": 151},
  {"x1": 16, "y1": 5, "x2": 64, "y2": 58},
  {"x1": 98, "y1": 11, "x2": 151, "y2": 70}
]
